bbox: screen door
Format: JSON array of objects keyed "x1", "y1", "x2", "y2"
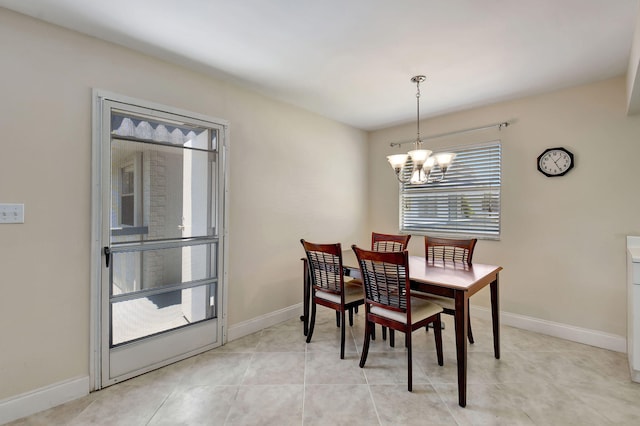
[{"x1": 92, "y1": 94, "x2": 227, "y2": 388}]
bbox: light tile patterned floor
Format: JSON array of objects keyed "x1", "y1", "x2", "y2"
[{"x1": 8, "y1": 309, "x2": 640, "y2": 425}]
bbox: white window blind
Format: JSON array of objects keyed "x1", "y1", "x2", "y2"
[{"x1": 400, "y1": 141, "x2": 501, "y2": 239}]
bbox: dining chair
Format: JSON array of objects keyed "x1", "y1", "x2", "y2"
[
  {"x1": 418, "y1": 236, "x2": 478, "y2": 343},
  {"x1": 372, "y1": 232, "x2": 411, "y2": 252},
  {"x1": 349, "y1": 232, "x2": 411, "y2": 344},
  {"x1": 301, "y1": 239, "x2": 365, "y2": 359},
  {"x1": 352, "y1": 245, "x2": 443, "y2": 391}
]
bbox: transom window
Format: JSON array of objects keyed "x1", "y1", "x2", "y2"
[{"x1": 399, "y1": 141, "x2": 501, "y2": 239}]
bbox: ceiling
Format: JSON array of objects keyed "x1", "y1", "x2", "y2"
[{"x1": 1, "y1": 0, "x2": 638, "y2": 130}]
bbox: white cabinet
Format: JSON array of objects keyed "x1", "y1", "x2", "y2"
[{"x1": 627, "y1": 236, "x2": 640, "y2": 382}]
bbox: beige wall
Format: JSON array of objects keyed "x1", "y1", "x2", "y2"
[
  {"x1": 0, "y1": 8, "x2": 368, "y2": 400},
  {"x1": 369, "y1": 76, "x2": 640, "y2": 338},
  {"x1": 4, "y1": 2, "x2": 640, "y2": 407}
]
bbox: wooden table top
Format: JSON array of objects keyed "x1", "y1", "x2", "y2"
[{"x1": 341, "y1": 249, "x2": 502, "y2": 292}]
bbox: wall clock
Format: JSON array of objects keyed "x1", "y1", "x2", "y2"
[{"x1": 537, "y1": 147, "x2": 574, "y2": 177}]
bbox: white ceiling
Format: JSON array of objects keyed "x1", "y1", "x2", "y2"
[{"x1": 1, "y1": 0, "x2": 638, "y2": 130}]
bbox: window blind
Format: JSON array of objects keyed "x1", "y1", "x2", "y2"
[{"x1": 400, "y1": 141, "x2": 501, "y2": 239}]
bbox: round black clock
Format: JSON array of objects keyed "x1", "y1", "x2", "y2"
[{"x1": 537, "y1": 147, "x2": 574, "y2": 177}]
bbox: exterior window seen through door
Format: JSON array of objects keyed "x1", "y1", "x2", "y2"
[{"x1": 121, "y1": 166, "x2": 135, "y2": 226}]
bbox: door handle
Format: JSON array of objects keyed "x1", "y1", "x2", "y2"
[{"x1": 104, "y1": 246, "x2": 111, "y2": 268}]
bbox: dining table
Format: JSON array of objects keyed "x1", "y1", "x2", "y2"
[{"x1": 301, "y1": 249, "x2": 503, "y2": 407}]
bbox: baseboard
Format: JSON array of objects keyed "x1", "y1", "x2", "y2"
[
  {"x1": 227, "y1": 303, "x2": 302, "y2": 342},
  {"x1": 472, "y1": 306, "x2": 627, "y2": 353},
  {"x1": 1, "y1": 304, "x2": 625, "y2": 424},
  {"x1": 0, "y1": 306, "x2": 302, "y2": 424},
  {"x1": 0, "y1": 376, "x2": 89, "y2": 425},
  {"x1": 226, "y1": 302, "x2": 627, "y2": 353}
]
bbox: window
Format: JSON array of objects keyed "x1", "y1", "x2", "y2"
[
  {"x1": 120, "y1": 166, "x2": 135, "y2": 226},
  {"x1": 399, "y1": 141, "x2": 501, "y2": 239}
]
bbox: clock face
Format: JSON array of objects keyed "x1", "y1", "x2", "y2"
[{"x1": 537, "y1": 148, "x2": 574, "y2": 177}]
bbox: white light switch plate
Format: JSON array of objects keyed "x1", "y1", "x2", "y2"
[{"x1": 0, "y1": 203, "x2": 24, "y2": 224}]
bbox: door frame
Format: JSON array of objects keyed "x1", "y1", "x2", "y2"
[{"x1": 89, "y1": 89, "x2": 230, "y2": 391}]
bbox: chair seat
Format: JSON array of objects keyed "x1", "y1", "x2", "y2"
[
  {"x1": 411, "y1": 291, "x2": 454, "y2": 310},
  {"x1": 316, "y1": 283, "x2": 363, "y2": 305},
  {"x1": 370, "y1": 297, "x2": 442, "y2": 325},
  {"x1": 346, "y1": 277, "x2": 362, "y2": 285}
]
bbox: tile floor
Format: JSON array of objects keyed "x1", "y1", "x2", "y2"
[{"x1": 8, "y1": 309, "x2": 640, "y2": 425}]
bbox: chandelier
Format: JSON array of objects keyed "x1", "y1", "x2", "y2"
[{"x1": 387, "y1": 75, "x2": 456, "y2": 184}]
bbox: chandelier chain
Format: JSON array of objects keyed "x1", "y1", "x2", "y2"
[
  {"x1": 416, "y1": 79, "x2": 421, "y2": 145},
  {"x1": 410, "y1": 75, "x2": 426, "y2": 148}
]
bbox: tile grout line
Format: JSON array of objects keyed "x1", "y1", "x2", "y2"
[
  {"x1": 225, "y1": 330, "x2": 262, "y2": 425},
  {"x1": 145, "y1": 391, "x2": 174, "y2": 426},
  {"x1": 302, "y1": 327, "x2": 307, "y2": 426},
  {"x1": 351, "y1": 318, "x2": 383, "y2": 425}
]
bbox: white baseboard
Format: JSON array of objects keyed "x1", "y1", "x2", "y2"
[
  {"x1": 0, "y1": 306, "x2": 302, "y2": 424},
  {"x1": 227, "y1": 302, "x2": 628, "y2": 353},
  {"x1": 1, "y1": 304, "x2": 626, "y2": 424},
  {"x1": 472, "y1": 306, "x2": 627, "y2": 353},
  {"x1": 0, "y1": 376, "x2": 89, "y2": 425},
  {"x1": 227, "y1": 303, "x2": 302, "y2": 342}
]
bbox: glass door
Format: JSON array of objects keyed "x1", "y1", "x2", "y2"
[{"x1": 94, "y1": 96, "x2": 227, "y2": 387}]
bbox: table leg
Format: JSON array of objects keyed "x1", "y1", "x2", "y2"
[
  {"x1": 302, "y1": 258, "x2": 309, "y2": 336},
  {"x1": 454, "y1": 290, "x2": 468, "y2": 407},
  {"x1": 490, "y1": 275, "x2": 500, "y2": 359}
]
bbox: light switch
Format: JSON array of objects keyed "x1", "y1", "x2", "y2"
[{"x1": 0, "y1": 203, "x2": 25, "y2": 224}]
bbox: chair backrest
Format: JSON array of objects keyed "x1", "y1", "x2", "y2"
[
  {"x1": 424, "y1": 236, "x2": 477, "y2": 265},
  {"x1": 352, "y1": 245, "x2": 410, "y2": 314},
  {"x1": 301, "y1": 239, "x2": 344, "y2": 295},
  {"x1": 371, "y1": 232, "x2": 411, "y2": 252}
]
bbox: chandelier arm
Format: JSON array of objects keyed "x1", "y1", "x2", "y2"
[
  {"x1": 394, "y1": 168, "x2": 409, "y2": 184},
  {"x1": 428, "y1": 168, "x2": 445, "y2": 183}
]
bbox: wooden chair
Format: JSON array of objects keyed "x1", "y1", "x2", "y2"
[
  {"x1": 352, "y1": 245, "x2": 443, "y2": 391},
  {"x1": 372, "y1": 232, "x2": 411, "y2": 252},
  {"x1": 301, "y1": 239, "x2": 364, "y2": 359},
  {"x1": 350, "y1": 232, "x2": 411, "y2": 344},
  {"x1": 425, "y1": 236, "x2": 476, "y2": 265},
  {"x1": 419, "y1": 236, "x2": 478, "y2": 343}
]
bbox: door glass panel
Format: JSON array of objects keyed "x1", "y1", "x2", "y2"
[
  {"x1": 110, "y1": 140, "x2": 216, "y2": 241},
  {"x1": 111, "y1": 283, "x2": 216, "y2": 346},
  {"x1": 108, "y1": 111, "x2": 220, "y2": 348},
  {"x1": 111, "y1": 244, "x2": 217, "y2": 296}
]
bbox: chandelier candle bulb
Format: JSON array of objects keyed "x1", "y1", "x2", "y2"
[
  {"x1": 387, "y1": 153, "x2": 409, "y2": 169},
  {"x1": 435, "y1": 152, "x2": 456, "y2": 173},
  {"x1": 407, "y1": 149, "x2": 431, "y2": 165}
]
